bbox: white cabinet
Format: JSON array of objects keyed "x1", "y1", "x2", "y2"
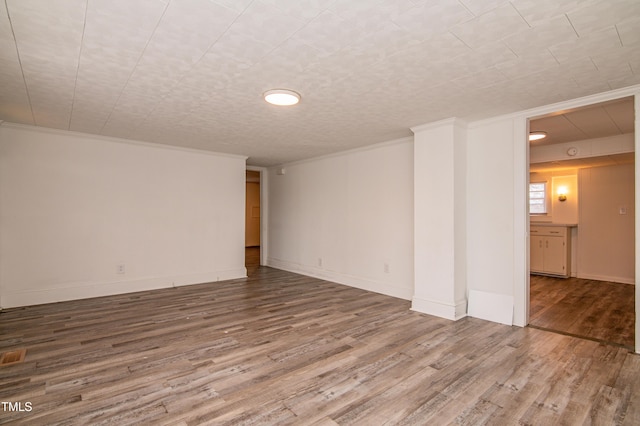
[{"x1": 530, "y1": 225, "x2": 571, "y2": 277}]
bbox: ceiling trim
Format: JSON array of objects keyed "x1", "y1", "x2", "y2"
[
  {"x1": 411, "y1": 117, "x2": 468, "y2": 134},
  {"x1": 273, "y1": 135, "x2": 414, "y2": 169},
  {"x1": 0, "y1": 122, "x2": 249, "y2": 161}
]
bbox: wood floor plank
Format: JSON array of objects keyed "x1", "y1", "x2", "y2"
[
  {"x1": 589, "y1": 385, "x2": 630, "y2": 425},
  {"x1": 1, "y1": 264, "x2": 638, "y2": 424},
  {"x1": 530, "y1": 275, "x2": 635, "y2": 349}
]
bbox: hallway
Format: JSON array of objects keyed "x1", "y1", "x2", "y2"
[{"x1": 245, "y1": 246, "x2": 260, "y2": 277}]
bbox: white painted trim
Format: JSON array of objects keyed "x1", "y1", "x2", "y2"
[
  {"x1": 513, "y1": 117, "x2": 529, "y2": 327},
  {"x1": 635, "y1": 94, "x2": 640, "y2": 354},
  {"x1": 273, "y1": 136, "x2": 413, "y2": 168},
  {"x1": 0, "y1": 121, "x2": 248, "y2": 160},
  {"x1": 468, "y1": 290, "x2": 514, "y2": 326},
  {"x1": 575, "y1": 273, "x2": 635, "y2": 285},
  {"x1": 1, "y1": 268, "x2": 247, "y2": 308},
  {"x1": 266, "y1": 258, "x2": 413, "y2": 301},
  {"x1": 411, "y1": 117, "x2": 468, "y2": 134},
  {"x1": 260, "y1": 169, "x2": 268, "y2": 266},
  {"x1": 411, "y1": 296, "x2": 467, "y2": 321}
]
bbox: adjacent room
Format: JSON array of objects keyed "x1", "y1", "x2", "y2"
[
  {"x1": 528, "y1": 98, "x2": 636, "y2": 349},
  {"x1": 1, "y1": 0, "x2": 640, "y2": 424},
  {"x1": 245, "y1": 169, "x2": 262, "y2": 275}
]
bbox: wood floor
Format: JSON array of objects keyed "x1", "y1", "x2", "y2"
[
  {"x1": 530, "y1": 275, "x2": 635, "y2": 350},
  {"x1": 245, "y1": 246, "x2": 261, "y2": 277},
  {"x1": 1, "y1": 264, "x2": 640, "y2": 424}
]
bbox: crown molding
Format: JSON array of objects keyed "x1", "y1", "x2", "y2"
[
  {"x1": 411, "y1": 117, "x2": 468, "y2": 134},
  {"x1": 272, "y1": 135, "x2": 413, "y2": 169},
  {"x1": 0, "y1": 122, "x2": 248, "y2": 161}
]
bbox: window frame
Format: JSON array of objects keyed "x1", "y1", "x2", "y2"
[{"x1": 529, "y1": 181, "x2": 548, "y2": 215}]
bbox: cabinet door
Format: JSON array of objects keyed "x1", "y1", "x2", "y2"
[
  {"x1": 530, "y1": 236, "x2": 544, "y2": 272},
  {"x1": 544, "y1": 236, "x2": 566, "y2": 275}
]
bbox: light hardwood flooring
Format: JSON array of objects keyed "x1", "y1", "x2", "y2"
[
  {"x1": 530, "y1": 275, "x2": 635, "y2": 350},
  {"x1": 1, "y1": 266, "x2": 640, "y2": 425}
]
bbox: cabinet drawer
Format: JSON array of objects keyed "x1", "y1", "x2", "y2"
[{"x1": 530, "y1": 226, "x2": 567, "y2": 237}]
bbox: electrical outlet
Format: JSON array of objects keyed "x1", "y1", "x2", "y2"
[
  {"x1": 117, "y1": 264, "x2": 125, "y2": 274},
  {"x1": 384, "y1": 263, "x2": 390, "y2": 273},
  {"x1": 318, "y1": 258, "x2": 323, "y2": 267}
]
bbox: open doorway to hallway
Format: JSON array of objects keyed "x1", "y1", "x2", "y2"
[
  {"x1": 527, "y1": 96, "x2": 635, "y2": 349},
  {"x1": 246, "y1": 170, "x2": 260, "y2": 276}
]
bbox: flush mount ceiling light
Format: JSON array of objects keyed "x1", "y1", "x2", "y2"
[
  {"x1": 263, "y1": 89, "x2": 301, "y2": 106},
  {"x1": 529, "y1": 131, "x2": 547, "y2": 141}
]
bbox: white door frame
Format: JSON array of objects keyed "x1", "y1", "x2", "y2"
[{"x1": 516, "y1": 85, "x2": 639, "y2": 353}]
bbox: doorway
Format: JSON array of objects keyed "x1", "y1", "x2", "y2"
[
  {"x1": 527, "y1": 97, "x2": 636, "y2": 349},
  {"x1": 245, "y1": 170, "x2": 261, "y2": 276}
]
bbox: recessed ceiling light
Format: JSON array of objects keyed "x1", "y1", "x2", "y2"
[
  {"x1": 529, "y1": 131, "x2": 547, "y2": 141},
  {"x1": 263, "y1": 89, "x2": 301, "y2": 106}
]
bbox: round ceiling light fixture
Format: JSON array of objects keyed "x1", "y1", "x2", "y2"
[
  {"x1": 263, "y1": 89, "x2": 301, "y2": 106},
  {"x1": 529, "y1": 131, "x2": 547, "y2": 141}
]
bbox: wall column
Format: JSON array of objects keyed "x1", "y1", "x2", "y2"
[{"x1": 411, "y1": 118, "x2": 467, "y2": 320}]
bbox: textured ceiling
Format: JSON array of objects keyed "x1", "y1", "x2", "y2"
[
  {"x1": 529, "y1": 97, "x2": 635, "y2": 172},
  {"x1": 530, "y1": 96, "x2": 634, "y2": 146},
  {"x1": 1, "y1": 0, "x2": 639, "y2": 166}
]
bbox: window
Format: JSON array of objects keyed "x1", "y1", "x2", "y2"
[{"x1": 529, "y1": 182, "x2": 547, "y2": 214}]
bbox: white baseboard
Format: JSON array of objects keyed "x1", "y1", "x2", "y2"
[
  {"x1": 468, "y1": 290, "x2": 514, "y2": 326},
  {"x1": 576, "y1": 273, "x2": 635, "y2": 285},
  {"x1": 410, "y1": 296, "x2": 467, "y2": 321},
  {"x1": 266, "y1": 258, "x2": 413, "y2": 301},
  {"x1": 1, "y1": 268, "x2": 247, "y2": 308}
]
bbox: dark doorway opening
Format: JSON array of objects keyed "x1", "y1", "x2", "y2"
[{"x1": 245, "y1": 170, "x2": 260, "y2": 276}]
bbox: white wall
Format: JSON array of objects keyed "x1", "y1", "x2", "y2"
[
  {"x1": 551, "y1": 175, "x2": 579, "y2": 225},
  {"x1": 412, "y1": 119, "x2": 467, "y2": 320},
  {"x1": 465, "y1": 87, "x2": 639, "y2": 330},
  {"x1": 267, "y1": 139, "x2": 414, "y2": 300},
  {"x1": 466, "y1": 117, "x2": 525, "y2": 324},
  {"x1": 268, "y1": 86, "x2": 637, "y2": 350},
  {"x1": 0, "y1": 124, "x2": 246, "y2": 308},
  {"x1": 578, "y1": 164, "x2": 635, "y2": 284}
]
